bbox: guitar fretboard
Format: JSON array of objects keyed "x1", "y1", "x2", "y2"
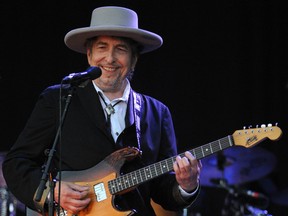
[{"x1": 108, "y1": 135, "x2": 234, "y2": 194}]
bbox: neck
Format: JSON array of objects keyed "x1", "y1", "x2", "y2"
[{"x1": 95, "y1": 79, "x2": 127, "y2": 101}]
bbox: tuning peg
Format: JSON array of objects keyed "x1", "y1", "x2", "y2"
[{"x1": 261, "y1": 124, "x2": 266, "y2": 128}]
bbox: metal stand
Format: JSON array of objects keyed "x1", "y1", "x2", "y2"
[
  {"x1": 0, "y1": 187, "x2": 17, "y2": 216},
  {"x1": 214, "y1": 179, "x2": 271, "y2": 216},
  {"x1": 34, "y1": 85, "x2": 76, "y2": 216}
]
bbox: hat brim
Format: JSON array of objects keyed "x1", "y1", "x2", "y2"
[{"x1": 64, "y1": 26, "x2": 163, "y2": 54}]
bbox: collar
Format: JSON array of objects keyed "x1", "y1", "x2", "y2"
[{"x1": 92, "y1": 79, "x2": 131, "y2": 103}]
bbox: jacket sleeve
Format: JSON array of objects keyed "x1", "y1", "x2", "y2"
[
  {"x1": 142, "y1": 96, "x2": 200, "y2": 211},
  {"x1": 2, "y1": 85, "x2": 60, "y2": 210}
]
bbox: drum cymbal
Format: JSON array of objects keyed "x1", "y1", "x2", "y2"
[
  {"x1": 0, "y1": 152, "x2": 25, "y2": 212},
  {"x1": 200, "y1": 146, "x2": 276, "y2": 186},
  {"x1": 0, "y1": 152, "x2": 7, "y2": 187}
]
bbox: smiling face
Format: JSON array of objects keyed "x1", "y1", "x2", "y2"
[{"x1": 86, "y1": 36, "x2": 139, "y2": 97}]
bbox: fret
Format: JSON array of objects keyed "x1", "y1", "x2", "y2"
[
  {"x1": 153, "y1": 163, "x2": 158, "y2": 176},
  {"x1": 144, "y1": 166, "x2": 152, "y2": 179},
  {"x1": 122, "y1": 174, "x2": 131, "y2": 190},
  {"x1": 200, "y1": 145, "x2": 205, "y2": 158},
  {"x1": 159, "y1": 160, "x2": 164, "y2": 174},
  {"x1": 213, "y1": 140, "x2": 221, "y2": 152},
  {"x1": 138, "y1": 168, "x2": 144, "y2": 182},
  {"x1": 202, "y1": 143, "x2": 212, "y2": 157},
  {"x1": 119, "y1": 176, "x2": 125, "y2": 191},
  {"x1": 138, "y1": 167, "x2": 145, "y2": 181},
  {"x1": 135, "y1": 170, "x2": 141, "y2": 184},
  {"x1": 150, "y1": 164, "x2": 156, "y2": 178},
  {"x1": 155, "y1": 162, "x2": 162, "y2": 176},
  {"x1": 160, "y1": 160, "x2": 169, "y2": 173},
  {"x1": 194, "y1": 147, "x2": 202, "y2": 159},
  {"x1": 218, "y1": 139, "x2": 223, "y2": 150},
  {"x1": 126, "y1": 172, "x2": 133, "y2": 189},
  {"x1": 190, "y1": 148, "x2": 196, "y2": 158},
  {"x1": 108, "y1": 180, "x2": 116, "y2": 194},
  {"x1": 130, "y1": 172, "x2": 137, "y2": 186},
  {"x1": 114, "y1": 179, "x2": 120, "y2": 193},
  {"x1": 140, "y1": 167, "x2": 148, "y2": 181},
  {"x1": 167, "y1": 158, "x2": 174, "y2": 170},
  {"x1": 123, "y1": 175, "x2": 130, "y2": 188},
  {"x1": 209, "y1": 142, "x2": 213, "y2": 154},
  {"x1": 110, "y1": 179, "x2": 119, "y2": 194},
  {"x1": 228, "y1": 135, "x2": 233, "y2": 146}
]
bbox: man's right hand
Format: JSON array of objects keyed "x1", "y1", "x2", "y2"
[{"x1": 54, "y1": 181, "x2": 91, "y2": 215}]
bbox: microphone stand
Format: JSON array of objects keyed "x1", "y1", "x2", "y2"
[{"x1": 34, "y1": 84, "x2": 76, "y2": 216}]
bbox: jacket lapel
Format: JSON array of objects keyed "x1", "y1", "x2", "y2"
[
  {"x1": 75, "y1": 81, "x2": 137, "y2": 142},
  {"x1": 76, "y1": 81, "x2": 113, "y2": 140}
]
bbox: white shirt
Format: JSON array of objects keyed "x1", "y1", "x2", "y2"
[{"x1": 93, "y1": 80, "x2": 130, "y2": 142}]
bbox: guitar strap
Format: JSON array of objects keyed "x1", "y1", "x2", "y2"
[{"x1": 132, "y1": 90, "x2": 142, "y2": 151}]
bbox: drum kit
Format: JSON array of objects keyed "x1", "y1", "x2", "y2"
[
  {"x1": 0, "y1": 152, "x2": 24, "y2": 216},
  {"x1": 192, "y1": 146, "x2": 285, "y2": 216}
]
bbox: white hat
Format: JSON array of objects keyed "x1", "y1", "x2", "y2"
[{"x1": 64, "y1": 6, "x2": 163, "y2": 54}]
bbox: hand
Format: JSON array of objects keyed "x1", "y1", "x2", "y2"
[
  {"x1": 54, "y1": 181, "x2": 91, "y2": 214},
  {"x1": 173, "y1": 151, "x2": 202, "y2": 193}
]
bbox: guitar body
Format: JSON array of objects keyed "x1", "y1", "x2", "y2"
[
  {"x1": 70, "y1": 174, "x2": 131, "y2": 216},
  {"x1": 63, "y1": 147, "x2": 141, "y2": 216},
  {"x1": 28, "y1": 147, "x2": 140, "y2": 216}
]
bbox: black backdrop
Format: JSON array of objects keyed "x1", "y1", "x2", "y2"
[{"x1": 1, "y1": 1, "x2": 288, "y2": 215}]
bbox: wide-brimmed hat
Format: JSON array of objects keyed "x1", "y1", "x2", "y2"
[{"x1": 64, "y1": 6, "x2": 163, "y2": 54}]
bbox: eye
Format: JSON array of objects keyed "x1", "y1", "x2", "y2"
[
  {"x1": 117, "y1": 45, "x2": 129, "y2": 53},
  {"x1": 97, "y1": 45, "x2": 107, "y2": 49}
]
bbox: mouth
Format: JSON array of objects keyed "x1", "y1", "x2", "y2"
[{"x1": 101, "y1": 66, "x2": 118, "y2": 72}]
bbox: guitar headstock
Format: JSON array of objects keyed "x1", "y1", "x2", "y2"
[{"x1": 232, "y1": 124, "x2": 282, "y2": 148}]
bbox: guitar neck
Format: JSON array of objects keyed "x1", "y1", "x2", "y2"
[
  {"x1": 108, "y1": 135, "x2": 234, "y2": 194},
  {"x1": 183, "y1": 135, "x2": 234, "y2": 159}
]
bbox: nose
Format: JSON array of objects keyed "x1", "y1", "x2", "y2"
[{"x1": 105, "y1": 49, "x2": 116, "y2": 63}]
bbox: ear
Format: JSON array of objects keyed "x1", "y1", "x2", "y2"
[
  {"x1": 87, "y1": 49, "x2": 92, "y2": 65},
  {"x1": 131, "y1": 56, "x2": 138, "y2": 71}
]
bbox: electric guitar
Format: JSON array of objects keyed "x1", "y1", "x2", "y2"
[{"x1": 28, "y1": 125, "x2": 282, "y2": 216}]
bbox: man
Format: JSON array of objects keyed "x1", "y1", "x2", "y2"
[{"x1": 3, "y1": 6, "x2": 202, "y2": 216}]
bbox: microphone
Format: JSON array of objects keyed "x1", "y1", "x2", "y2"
[
  {"x1": 239, "y1": 189, "x2": 268, "y2": 200},
  {"x1": 236, "y1": 189, "x2": 269, "y2": 208},
  {"x1": 62, "y1": 66, "x2": 102, "y2": 84},
  {"x1": 210, "y1": 178, "x2": 269, "y2": 207}
]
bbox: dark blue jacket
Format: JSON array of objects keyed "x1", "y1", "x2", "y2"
[{"x1": 3, "y1": 81, "x2": 198, "y2": 215}]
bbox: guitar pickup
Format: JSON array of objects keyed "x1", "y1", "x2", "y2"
[{"x1": 94, "y1": 182, "x2": 107, "y2": 202}]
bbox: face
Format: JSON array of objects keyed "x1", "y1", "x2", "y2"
[{"x1": 87, "y1": 36, "x2": 137, "y2": 94}]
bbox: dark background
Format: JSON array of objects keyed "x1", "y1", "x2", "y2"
[{"x1": 1, "y1": 1, "x2": 288, "y2": 215}]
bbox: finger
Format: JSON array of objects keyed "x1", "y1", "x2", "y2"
[
  {"x1": 175, "y1": 155, "x2": 189, "y2": 170},
  {"x1": 65, "y1": 196, "x2": 91, "y2": 214},
  {"x1": 175, "y1": 156, "x2": 191, "y2": 174},
  {"x1": 70, "y1": 197, "x2": 91, "y2": 207},
  {"x1": 184, "y1": 151, "x2": 196, "y2": 163},
  {"x1": 69, "y1": 183, "x2": 90, "y2": 192}
]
